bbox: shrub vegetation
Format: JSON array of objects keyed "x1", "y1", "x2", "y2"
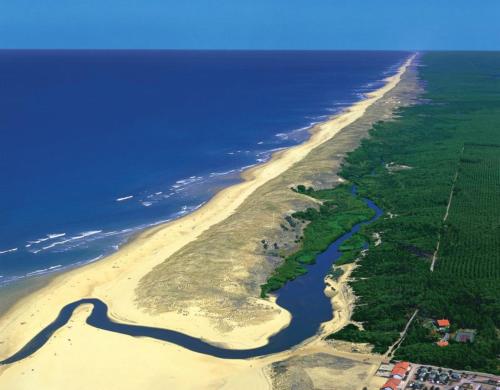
[{"x1": 260, "y1": 184, "x2": 374, "y2": 297}]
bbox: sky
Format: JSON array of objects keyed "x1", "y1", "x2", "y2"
[{"x1": 0, "y1": 0, "x2": 499, "y2": 50}]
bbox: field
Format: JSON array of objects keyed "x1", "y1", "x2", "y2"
[
  {"x1": 324, "y1": 52, "x2": 500, "y2": 374},
  {"x1": 437, "y1": 143, "x2": 500, "y2": 279}
]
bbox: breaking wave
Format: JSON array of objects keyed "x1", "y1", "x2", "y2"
[{"x1": 0, "y1": 248, "x2": 18, "y2": 255}]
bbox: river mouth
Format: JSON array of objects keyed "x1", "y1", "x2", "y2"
[{"x1": 1, "y1": 197, "x2": 382, "y2": 365}]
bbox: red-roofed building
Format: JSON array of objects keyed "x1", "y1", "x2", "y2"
[
  {"x1": 394, "y1": 361, "x2": 410, "y2": 371},
  {"x1": 437, "y1": 319, "x2": 450, "y2": 328},
  {"x1": 391, "y1": 362, "x2": 411, "y2": 379},
  {"x1": 392, "y1": 367, "x2": 406, "y2": 379},
  {"x1": 381, "y1": 378, "x2": 401, "y2": 390},
  {"x1": 437, "y1": 340, "x2": 449, "y2": 347}
]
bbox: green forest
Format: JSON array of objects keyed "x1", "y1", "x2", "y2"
[{"x1": 325, "y1": 52, "x2": 500, "y2": 374}]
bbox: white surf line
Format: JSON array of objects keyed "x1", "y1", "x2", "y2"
[
  {"x1": 0, "y1": 248, "x2": 18, "y2": 255},
  {"x1": 430, "y1": 145, "x2": 465, "y2": 272},
  {"x1": 116, "y1": 195, "x2": 134, "y2": 202}
]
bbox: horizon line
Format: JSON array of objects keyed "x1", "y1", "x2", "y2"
[{"x1": 0, "y1": 48, "x2": 499, "y2": 52}]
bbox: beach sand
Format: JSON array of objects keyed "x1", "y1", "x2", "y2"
[{"x1": 0, "y1": 54, "x2": 417, "y2": 389}]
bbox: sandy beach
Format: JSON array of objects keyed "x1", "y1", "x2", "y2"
[{"x1": 0, "y1": 54, "x2": 416, "y2": 389}]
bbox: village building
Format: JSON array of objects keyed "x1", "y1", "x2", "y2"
[
  {"x1": 392, "y1": 366, "x2": 407, "y2": 380},
  {"x1": 391, "y1": 361, "x2": 411, "y2": 380},
  {"x1": 376, "y1": 363, "x2": 396, "y2": 378},
  {"x1": 437, "y1": 340, "x2": 449, "y2": 347},
  {"x1": 381, "y1": 378, "x2": 401, "y2": 390},
  {"x1": 455, "y1": 329, "x2": 476, "y2": 343},
  {"x1": 380, "y1": 362, "x2": 411, "y2": 389},
  {"x1": 436, "y1": 318, "x2": 450, "y2": 331}
]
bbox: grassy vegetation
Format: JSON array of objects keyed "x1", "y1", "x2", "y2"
[
  {"x1": 335, "y1": 234, "x2": 367, "y2": 266},
  {"x1": 324, "y1": 52, "x2": 500, "y2": 374},
  {"x1": 260, "y1": 184, "x2": 374, "y2": 297}
]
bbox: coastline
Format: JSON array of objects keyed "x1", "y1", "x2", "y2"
[
  {"x1": 0, "y1": 274, "x2": 57, "y2": 317},
  {"x1": 0, "y1": 52, "x2": 406, "y2": 292},
  {"x1": 0, "y1": 54, "x2": 416, "y2": 389}
]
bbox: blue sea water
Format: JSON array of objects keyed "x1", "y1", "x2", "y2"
[{"x1": 0, "y1": 50, "x2": 408, "y2": 287}]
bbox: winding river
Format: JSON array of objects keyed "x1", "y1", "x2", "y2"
[{"x1": 1, "y1": 195, "x2": 383, "y2": 365}]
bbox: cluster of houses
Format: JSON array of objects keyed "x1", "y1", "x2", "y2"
[
  {"x1": 377, "y1": 360, "x2": 499, "y2": 390},
  {"x1": 434, "y1": 319, "x2": 476, "y2": 347},
  {"x1": 381, "y1": 362, "x2": 411, "y2": 390},
  {"x1": 436, "y1": 319, "x2": 451, "y2": 347},
  {"x1": 413, "y1": 366, "x2": 460, "y2": 385},
  {"x1": 376, "y1": 320, "x2": 481, "y2": 390}
]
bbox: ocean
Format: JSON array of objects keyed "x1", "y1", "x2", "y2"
[{"x1": 0, "y1": 50, "x2": 408, "y2": 288}]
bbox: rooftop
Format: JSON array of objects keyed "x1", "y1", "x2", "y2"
[
  {"x1": 437, "y1": 319, "x2": 450, "y2": 327},
  {"x1": 382, "y1": 378, "x2": 401, "y2": 390}
]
